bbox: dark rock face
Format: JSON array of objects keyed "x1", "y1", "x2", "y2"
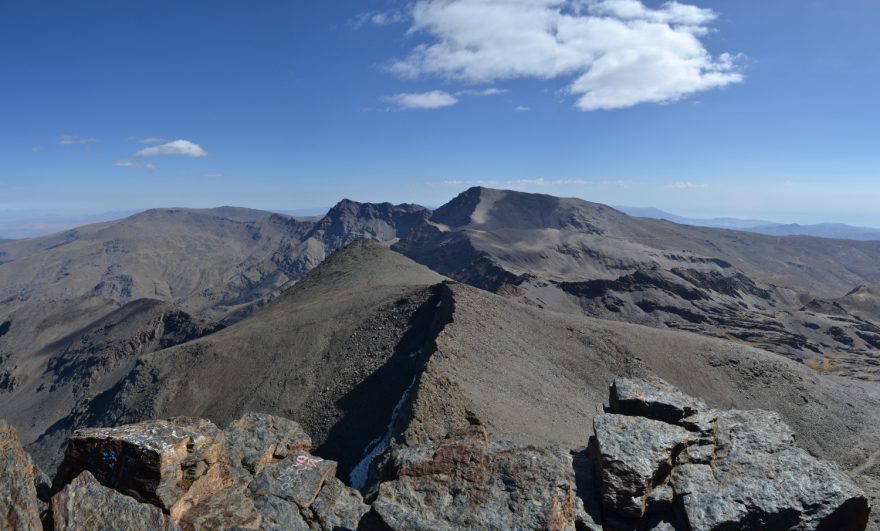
[
  {"x1": 593, "y1": 377, "x2": 871, "y2": 531},
  {"x1": 367, "y1": 427, "x2": 578, "y2": 530},
  {"x1": 0, "y1": 420, "x2": 42, "y2": 530},
  {"x1": 51, "y1": 471, "x2": 179, "y2": 530}
]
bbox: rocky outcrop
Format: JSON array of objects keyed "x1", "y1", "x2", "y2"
[
  {"x1": 0, "y1": 420, "x2": 42, "y2": 530},
  {"x1": 593, "y1": 377, "x2": 871, "y2": 530},
  {"x1": 0, "y1": 377, "x2": 871, "y2": 530}
]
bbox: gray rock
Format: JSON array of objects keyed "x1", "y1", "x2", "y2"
[
  {"x1": 310, "y1": 477, "x2": 369, "y2": 530},
  {"x1": 370, "y1": 436, "x2": 578, "y2": 530},
  {"x1": 593, "y1": 413, "x2": 690, "y2": 518},
  {"x1": 0, "y1": 420, "x2": 42, "y2": 531},
  {"x1": 51, "y1": 471, "x2": 179, "y2": 530},
  {"x1": 249, "y1": 450, "x2": 337, "y2": 510},
  {"x1": 609, "y1": 376, "x2": 706, "y2": 424},
  {"x1": 224, "y1": 412, "x2": 312, "y2": 475},
  {"x1": 671, "y1": 409, "x2": 870, "y2": 530},
  {"x1": 252, "y1": 494, "x2": 311, "y2": 530}
]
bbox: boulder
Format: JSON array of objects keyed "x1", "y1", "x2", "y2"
[
  {"x1": 310, "y1": 477, "x2": 370, "y2": 530},
  {"x1": 51, "y1": 471, "x2": 179, "y2": 530},
  {"x1": 592, "y1": 413, "x2": 690, "y2": 518},
  {"x1": 224, "y1": 412, "x2": 312, "y2": 475},
  {"x1": 594, "y1": 377, "x2": 871, "y2": 531},
  {"x1": 609, "y1": 376, "x2": 706, "y2": 424},
  {"x1": 0, "y1": 420, "x2": 42, "y2": 531},
  {"x1": 671, "y1": 409, "x2": 870, "y2": 531},
  {"x1": 54, "y1": 417, "x2": 227, "y2": 511},
  {"x1": 369, "y1": 433, "x2": 578, "y2": 530}
]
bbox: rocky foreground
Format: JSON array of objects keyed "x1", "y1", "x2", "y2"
[{"x1": 0, "y1": 377, "x2": 871, "y2": 530}]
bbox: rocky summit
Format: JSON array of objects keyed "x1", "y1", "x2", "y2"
[{"x1": 0, "y1": 376, "x2": 870, "y2": 530}]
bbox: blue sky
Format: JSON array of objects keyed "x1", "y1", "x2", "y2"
[{"x1": 1, "y1": 0, "x2": 879, "y2": 227}]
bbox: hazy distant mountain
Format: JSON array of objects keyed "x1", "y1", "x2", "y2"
[
  {"x1": 617, "y1": 205, "x2": 880, "y2": 240},
  {"x1": 0, "y1": 202, "x2": 429, "y2": 321}
]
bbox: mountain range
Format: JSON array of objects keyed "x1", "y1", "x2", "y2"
[
  {"x1": 2, "y1": 187, "x2": 880, "y2": 529},
  {"x1": 617, "y1": 205, "x2": 880, "y2": 240}
]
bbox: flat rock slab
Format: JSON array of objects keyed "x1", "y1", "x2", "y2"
[
  {"x1": 593, "y1": 413, "x2": 691, "y2": 518},
  {"x1": 672, "y1": 409, "x2": 870, "y2": 531},
  {"x1": 51, "y1": 471, "x2": 179, "y2": 530},
  {"x1": 224, "y1": 412, "x2": 312, "y2": 475},
  {"x1": 0, "y1": 420, "x2": 42, "y2": 531},
  {"x1": 370, "y1": 438, "x2": 577, "y2": 530},
  {"x1": 250, "y1": 450, "x2": 337, "y2": 510},
  {"x1": 54, "y1": 417, "x2": 226, "y2": 511},
  {"x1": 610, "y1": 376, "x2": 706, "y2": 424}
]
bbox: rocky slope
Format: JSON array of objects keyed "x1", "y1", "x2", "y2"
[
  {"x1": 0, "y1": 378, "x2": 871, "y2": 530},
  {"x1": 2, "y1": 241, "x2": 876, "y2": 528},
  {"x1": 394, "y1": 187, "x2": 880, "y2": 381}
]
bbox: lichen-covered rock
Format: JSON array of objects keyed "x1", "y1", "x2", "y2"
[
  {"x1": 609, "y1": 376, "x2": 706, "y2": 424},
  {"x1": 310, "y1": 476, "x2": 369, "y2": 530},
  {"x1": 0, "y1": 420, "x2": 42, "y2": 531},
  {"x1": 593, "y1": 413, "x2": 690, "y2": 518},
  {"x1": 51, "y1": 471, "x2": 179, "y2": 530},
  {"x1": 54, "y1": 417, "x2": 227, "y2": 511},
  {"x1": 369, "y1": 435, "x2": 578, "y2": 530},
  {"x1": 224, "y1": 412, "x2": 312, "y2": 475},
  {"x1": 671, "y1": 409, "x2": 870, "y2": 531},
  {"x1": 249, "y1": 450, "x2": 337, "y2": 510}
]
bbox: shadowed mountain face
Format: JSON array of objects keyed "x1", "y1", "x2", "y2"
[
  {"x1": 394, "y1": 187, "x2": 880, "y2": 380},
  {"x1": 0, "y1": 202, "x2": 429, "y2": 322}
]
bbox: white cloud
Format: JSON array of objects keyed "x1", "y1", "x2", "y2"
[
  {"x1": 514, "y1": 105, "x2": 531, "y2": 112},
  {"x1": 115, "y1": 159, "x2": 158, "y2": 170},
  {"x1": 382, "y1": 90, "x2": 459, "y2": 109},
  {"x1": 354, "y1": 10, "x2": 405, "y2": 28},
  {"x1": 135, "y1": 139, "x2": 207, "y2": 158},
  {"x1": 59, "y1": 134, "x2": 98, "y2": 145},
  {"x1": 389, "y1": 0, "x2": 742, "y2": 111},
  {"x1": 455, "y1": 87, "x2": 508, "y2": 96},
  {"x1": 201, "y1": 172, "x2": 224, "y2": 178},
  {"x1": 31, "y1": 146, "x2": 45, "y2": 153}
]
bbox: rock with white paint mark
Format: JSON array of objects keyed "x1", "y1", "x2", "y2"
[
  {"x1": 224, "y1": 412, "x2": 312, "y2": 475},
  {"x1": 249, "y1": 451, "x2": 337, "y2": 510},
  {"x1": 53, "y1": 417, "x2": 227, "y2": 511}
]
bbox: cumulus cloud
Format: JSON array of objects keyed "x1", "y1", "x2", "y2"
[
  {"x1": 514, "y1": 105, "x2": 531, "y2": 112},
  {"x1": 59, "y1": 134, "x2": 98, "y2": 145},
  {"x1": 135, "y1": 139, "x2": 207, "y2": 158},
  {"x1": 382, "y1": 90, "x2": 459, "y2": 109},
  {"x1": 388, "y1": 0, "x2": 742, "y2": 110},
  {"x1": 115, "y1": 159, "x2": 158, "y2": 170}
]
